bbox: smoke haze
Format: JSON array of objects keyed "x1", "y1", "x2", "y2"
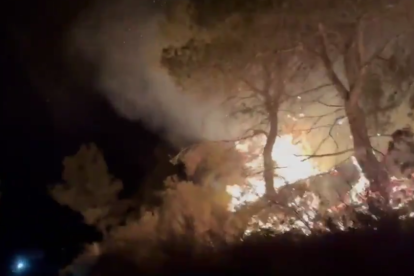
[
  {"x1": 64, "y1": 0, "x2": 245, "y2": 147},
  {"x1": 64, "y1": 0, "x2": 413, "y2": 165}
]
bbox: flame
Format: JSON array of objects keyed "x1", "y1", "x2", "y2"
[
  {"x1": 226, "y1": 134, "x2": 321, "y2": 212},
  {"x1": 224, "y1": 133, "x2": 414, "y2": 235}
]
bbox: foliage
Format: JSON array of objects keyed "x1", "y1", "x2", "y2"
[
  {"x1": 63, "y1": 211, "x2": 414, "y2": 276},
  {"x1": 162, "y1": 2, "x2": 323, "y2": 196},
  {"x1": 161, "y1": 1, "x2": 308, "y2": 98},
  {"x1": 60, "y1": 243, "x2": 100, "y2": 276},
  {"x1": 59, "y1": 178, "x2": 250, "y2": 275},
  {"x1": 161, "y1": 0, "x2": 414, "y2": 198},
  {"x1": 162, "y1": 0, "x2": 414, "y2": 119},
  {"x1": 106, "y1": 177, "x2": 244, "y2": 252},
  {"x1": 54, "y1": 143, "x2": 252, "y2": 275},
  {"x1": 138, "y1": 145, "x2": 180, "y2": 207},
  {"x1": 311, "y1": 1, "x2": 414, "y2": 196},
  {"x1": 53, "y1": 2, "x2": 414, "y2": 274},
  {"x1": 176, "y1": 141, "x2": 246, "y2": 188},
  {"x1": 49, "y1": 143, "x2": 130, "y2": 235},
  {"x1": 385, "y1": 127, "x2": 414, "y2": 178},
  {"x1": 54, "y1": 138, "x2": 414, "y2": 276}
]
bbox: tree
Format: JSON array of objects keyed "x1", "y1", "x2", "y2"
[
  {"x1": 162, "y1": 0, "x2": 414, "y2": 202},
  {"x1": 305, "y1": 1, "x2": 414, "y2": 199},
  {"x1": 173, "y1": 140, "x2": 246, "y2": 191},
  {"x1": 54, "y1": 143, "x2": 249, "y2": 275},
  {"x1": 161, "y1": 3, "x2": 327, "y2": 198},
  {"x1": 139, "y1": 144, "x2": 182, "y2": 207},
  {"x1": 108, "y1": 177, "x2": 242, "y2": 250},
  {"x1": 49, "y1": 143, "x2": 131, "y2": 235}
]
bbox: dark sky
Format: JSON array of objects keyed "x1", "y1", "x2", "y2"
[{"x1": 0, "y1": 0, "x2": 164, "y2": 268}]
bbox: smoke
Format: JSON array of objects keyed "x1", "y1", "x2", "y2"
[{"x1": 65, "y1": 0, "x2": 244, "y2": 146}]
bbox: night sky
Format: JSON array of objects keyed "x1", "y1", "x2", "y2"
[{"x1": 0, "y1": 0, "x2": 163, "y2": 269}]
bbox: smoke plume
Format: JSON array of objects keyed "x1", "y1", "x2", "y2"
[{"x1": 64, "y1": 0, "x2": 242, "y2": 146}]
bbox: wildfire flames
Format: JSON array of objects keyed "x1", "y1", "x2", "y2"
[
  {"x1": 225, "y1": 133, "x2": 414, "y2": 235},
  {"x1": 226, "y1": 134, "x2": 320, "y2": 210}
]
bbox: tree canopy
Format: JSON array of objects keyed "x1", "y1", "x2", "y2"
[
  {"x1": 50, "y1": 2, "x2": 414, "y2": 273},
  {"x1": 49, "y1": 143, "x2": 130, "y2": 235},
  {"x1": 161, "y1": 0, "x2": 414, "y2": 198}
]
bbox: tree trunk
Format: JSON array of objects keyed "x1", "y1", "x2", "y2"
[
  {"x1": 317, "y1": 23, "x2": 390, "y2": 202},
  {"x1": 263, "y1": 109, "x2": 278, "y2": 196},
  {"x1": 345, "y1": 101, "x2": 390, "y2": 199}
]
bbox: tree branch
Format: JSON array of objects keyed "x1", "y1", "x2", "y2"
[
  {"x1": 297, "y1": 115, "x2": 346, "y2": 161},
  {"x1": 317, "y1": 23, "x2": 350, "y2": 100},
  {"x1": 288, "y1": 83, "x2": 334, "y2": 98},
  {"x1": 296, "y1": 148, "x2": 354, "y2": 159}
]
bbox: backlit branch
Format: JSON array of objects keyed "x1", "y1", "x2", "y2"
[
  {"x1": 287, "y1": 83, "x2": 334, "y2": 98},
  {"x1": 297, "y1": 115, "x2": 347, "y2": 161},
  {"x1": 316, "y1": 100, "x2": 342, "y2": 108},
  {"x1": 296, "y1": 148, "x2": 354, "y2": 159}
]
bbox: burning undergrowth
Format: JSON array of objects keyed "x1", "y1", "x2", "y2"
[{"x1": 176, "y1": 128, "x2": 414, "y2": 236}]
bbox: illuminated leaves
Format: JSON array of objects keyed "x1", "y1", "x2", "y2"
[{"x1": 49, "y1": 143, "x2": 127, "y2": 234}]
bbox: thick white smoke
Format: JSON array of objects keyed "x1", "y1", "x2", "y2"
[
  {"x1": 64, "y1": 0, "x2": 414, "y2": 153},
  {"x1": 64, "y1": 0, "x2": 246, "y2": 146}
]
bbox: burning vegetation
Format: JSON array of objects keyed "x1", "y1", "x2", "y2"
[
  {"x1": 48, "y1": 0, "x2": 414, "y2": 275},
  {"x1": 175, "y1": 127, "x2": 414, "y2": 236},
  {"x1": 160, "y1": 0, "x2": 414, "y2": 236}
]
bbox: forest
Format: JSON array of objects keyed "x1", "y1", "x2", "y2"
[{"x1": 24, "y1": 0, "x2": 414, "y2": 275}]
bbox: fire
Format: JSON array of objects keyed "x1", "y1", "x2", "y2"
[
  {"x1": 224, "y1": 133, "x2": 414, "y2": 235},
  {"x1": 226, "y1": 134, "x2": 321, "y2": 212}
]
